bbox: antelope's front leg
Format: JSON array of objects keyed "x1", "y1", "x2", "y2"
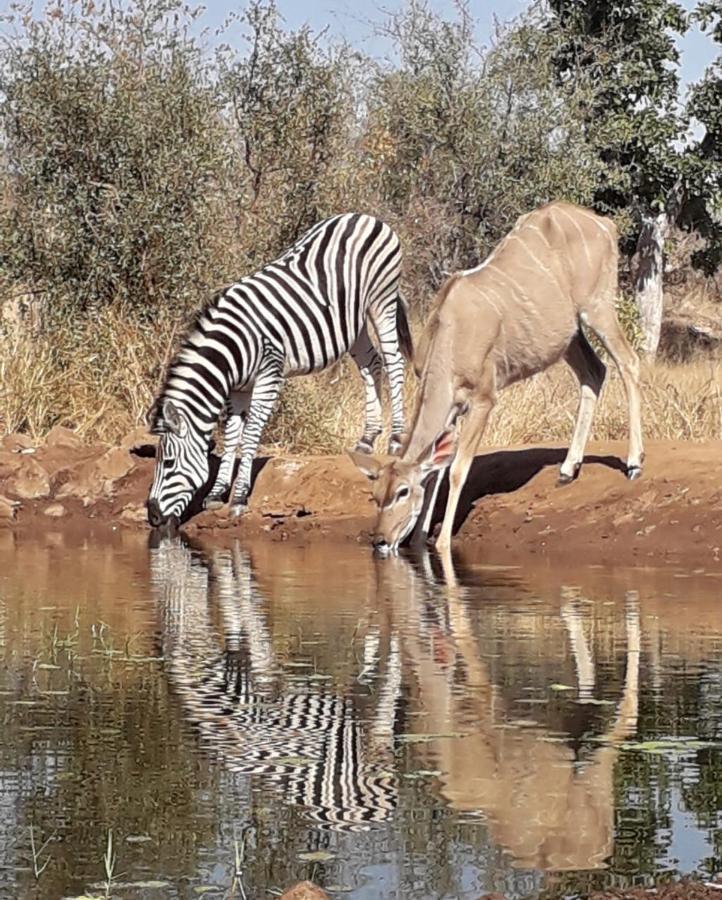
[
  {"x1": 204, "y1": 392, "x2": 250, "y2": 510},
  {"x1": 229, "y1": 364, "x2": 284, "y2": 518}
]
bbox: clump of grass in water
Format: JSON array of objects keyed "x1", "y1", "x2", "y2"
[
  {"x1": 102, "y1": 829, "x2": 118, "y2": 900},
  {"x1": 29, "y1": 825, "x2": 54, "y2": 882},
  {"x1": 229, "y1": 832, "x2": 248, "y2": 899}
]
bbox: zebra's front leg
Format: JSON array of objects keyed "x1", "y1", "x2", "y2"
[
  {"x1": 204, "y1": 391, "x2": 250, "y2": 510},
  {"x1": 350, "y1": 326, "x2": 383, "y2": 454},
  {"x1": 229, "y1": 364, "x2": 284, "y2": 518}
]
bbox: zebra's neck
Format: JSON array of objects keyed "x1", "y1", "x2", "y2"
[{"x1": 159, "y1": 292, "x2": 259, "y2": 433}]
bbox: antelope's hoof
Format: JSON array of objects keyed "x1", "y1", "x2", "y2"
[
  {"x1": 388, "y1": 433, "x2": 405, "y2": 456},
  {"x1": 627, "y1": 465, "x2": 643, "y2": 481},
  {"x1": 558, "y1": 463, "x2": 581, "y2": 486}
]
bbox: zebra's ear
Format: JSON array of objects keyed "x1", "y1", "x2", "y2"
[
  {"x1": 146, "y1": 400, "x2": 161, "y2": 434},
  {"x1": 161, "y1": 399, "x2": 187, "y2": 438},
  {"x1": 348, "y1": 450, "x2": 383, "y2": 481}
]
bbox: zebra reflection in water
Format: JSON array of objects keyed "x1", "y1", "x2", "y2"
[
  {"x1": 150, "y1": 540, "x2": 641, "y2": 860},
  {"x1": 149, "y1": 538, "x2": 401, "y2": 831}
]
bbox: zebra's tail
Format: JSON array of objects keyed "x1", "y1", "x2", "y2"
[{"x1": 396, "y1": 296, "x2": 414, "y2": 365}]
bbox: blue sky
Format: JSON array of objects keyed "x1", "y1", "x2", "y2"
[
  {"x1": 196, "y1": 0, "x2": 717, "y2": 91},
  {"x1": 1, "y1": 0, "x2": 717, "y2": 90}
]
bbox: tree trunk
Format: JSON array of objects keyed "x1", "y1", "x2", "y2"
[{"x1": 634, "y1": 211, "x2": 670, "y2": 358}]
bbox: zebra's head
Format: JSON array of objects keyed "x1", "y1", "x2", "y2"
[
  {"x1": 348, "y1": 430, "x2": 457, "y2": 556},
  {"x1": 147, "y1": 398, "x2": 210, "y2": 528}
]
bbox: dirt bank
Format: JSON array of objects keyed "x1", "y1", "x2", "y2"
[{"x1": 0, "y1": 427, "x2": 720, "y2": 569}]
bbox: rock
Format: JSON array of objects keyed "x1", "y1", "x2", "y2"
[
  {"x1": 0, "y1": 495, "x2": 20, "y2": 520},
  {"x1": 57, "y1": 447, "x2": 136, "y2": 504},
  {"x1": 121, "y1": 426, "x2": 158, "y2": 457},
  {"x1": 1, "y1": 432, "x2": 35, "y2": 453},
  {"x1": 4, "y1": 457, "x2": 51, "y2": 499},
  {"x1": 659, "y1": 314, "x2": 722, "y2": 362},
  {"x1": 43, "y1": 503, "x2": 66, "y2": 518},
  {"x1": 119, "y1": 504, "x2": 148, "y2": 523},
  {"x1": 279, "y1": 883, "x2": 330, "y2": 900},
  {"x1": 44, "y1": 425, "x2": 83, "y2": 449}
]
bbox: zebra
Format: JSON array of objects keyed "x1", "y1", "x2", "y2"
[
  {"x1": 147, "y1": 213, "x2": 413, "y2": 528},
  {"x1": 149, "y1": 538, "x2": 400, "y2": 831}
]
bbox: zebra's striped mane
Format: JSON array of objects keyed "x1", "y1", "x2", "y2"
[{"x1": 149, "y1": 285, "x2": 233, "y2": 433}]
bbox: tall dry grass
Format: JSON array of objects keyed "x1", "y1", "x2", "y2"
[{"x1": 1, "y1": 310, "x2": 719, "y2": 450}]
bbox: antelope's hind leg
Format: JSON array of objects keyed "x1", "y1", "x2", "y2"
[
  {"x1": 204, "y1": 391, "x2": 251, "y2": 510},
  {"x1": 581, "y1": 304, "x2": 644, "y2": 479},
  {"x1": 559, "y1": 330, "x2": 606, "y2": 485}
]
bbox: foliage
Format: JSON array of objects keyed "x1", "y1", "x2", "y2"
[
  {"x1": 216, "y1": 1, "x2": 355, "y2": 266},
  {"x1": 0, "y1": 0, "x2": 239, "y2": 322},
  {"x1": 547, "y1": 0, "x2": 722, "y2": 275},
  {"x1": 369, "y1": 3, "x2": 603, "y2": 290},
  {"x1": 683, "y1": 0, "x2": 722, "y2": 274},
  {"x1": 547, "y1": 0, "x2": 689, "y2": 238}
]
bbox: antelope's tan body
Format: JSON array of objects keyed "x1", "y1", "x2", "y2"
[{"x1": 352, "y1": 201, "x2": 644, "y2": 557}]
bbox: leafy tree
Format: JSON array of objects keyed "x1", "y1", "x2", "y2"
[
  {"x1": 682, "y1": 1, "x2": 722, "y2": 275},
  {"x1": 0, "y1": 0, "x2": 237, "y2": 322},
  {"x1": 216, "y1": 1, "x2": 355, "y2": 265},
  {"x1": 368, "y1": 2, "x2": 603, "y2": 299},
  {"x1": 547, "y1": 0, "x2": 693, "y2": 356}
]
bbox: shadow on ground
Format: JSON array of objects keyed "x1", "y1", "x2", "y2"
[{"x1": 411, "y1": 447, "x2": 628, "y2": 545}]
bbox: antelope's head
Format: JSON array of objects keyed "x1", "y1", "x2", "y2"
[
  {"x1": 147, "y1": 398, "x2": 210, "y2": 528},
  {"x1": 349, "y1": 430, "x2": 456, "y2": 556}
]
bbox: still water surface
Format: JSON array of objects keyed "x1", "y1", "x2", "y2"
[{"x1": 0, "y1": 530, "x2": 721, "y2": 899}]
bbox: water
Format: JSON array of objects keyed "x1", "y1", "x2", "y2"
[{"x1": 0, "y1": 529, "x2": 721, "y2": 899}]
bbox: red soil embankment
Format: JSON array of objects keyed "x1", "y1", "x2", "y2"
[{"x1": 0, "y1": 426, "x2": 720, "y2": 569}]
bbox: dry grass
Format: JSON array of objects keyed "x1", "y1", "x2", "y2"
[
  {"x1": 0, "y1": 308, "x2": 175, "y2": 442},
  {"x1": 263, "y1": 355, "x2": 722, "y2": 455},
  {"x1": 0, "y1": 311, "x2": 719, "y2": 451}
]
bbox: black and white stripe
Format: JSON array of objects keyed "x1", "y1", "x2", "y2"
[
  {"x1": 150, "y1": 540, "x2": 400, "y2": 831},
  {"x1": 147, "y1": 213, "x2": 412, "y2": 525}
]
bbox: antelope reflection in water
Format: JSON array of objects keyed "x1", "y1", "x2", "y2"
[
  {"x1": 150, "y1": 540, "x2": 639, "y2": 864},
  {"x1": 381, "y1": 554, "x2": 640, "y2": 871}
]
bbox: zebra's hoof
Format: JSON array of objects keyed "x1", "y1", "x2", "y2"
[
  {"x1": 353, "y1": 439, "x2": 374, "y2": 455},
  {"x1": 388, "y1": 433, "x2": 405, "y2": 456},
  {"x1": 229, "y1": 503, "x2": 247, "y2": 519},
  {"x1": 204, "y1": 496, "x2": 225, "y2": 511},
  {"x1": 627, "y1": 465, "x2": 643, "y2": 481}
]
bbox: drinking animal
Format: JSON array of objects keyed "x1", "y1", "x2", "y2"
[
  {"x1": 147, "y1": 213, "x2": 412, "y2": 528},
  {"x1": 350, "y1": 201, "x2": 643, "y2": 555}
]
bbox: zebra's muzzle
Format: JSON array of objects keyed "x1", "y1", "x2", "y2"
[{"x1": 147, "y1": 498, "x2": 178, "y2": 531}]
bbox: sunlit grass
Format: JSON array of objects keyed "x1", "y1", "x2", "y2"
[{"x1": 0, "y1": 309, "x2": 719, "y2": 451}]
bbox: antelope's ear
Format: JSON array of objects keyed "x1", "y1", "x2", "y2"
[
  {"x1": 347, "y1": 450, "x2": 383, "y2": 481},
  {"x1": 418, "y1": 429, "x2": 457, "y2": 472},
  {"x1": 161, "y1": 399, "x2": 187, "y2": 437}
]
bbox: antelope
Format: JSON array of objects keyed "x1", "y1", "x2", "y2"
[{"x1": 350, "y1": 201, "x2": 644, "y2": 556}]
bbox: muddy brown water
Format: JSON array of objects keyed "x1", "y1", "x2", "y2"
[{"x1": 0, "y1": 531, "x2": 721, "y2": 899}]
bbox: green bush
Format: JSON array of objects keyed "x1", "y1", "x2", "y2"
[{"x1": 0, "y1": 0, "x2": 238, "y2": 321}]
